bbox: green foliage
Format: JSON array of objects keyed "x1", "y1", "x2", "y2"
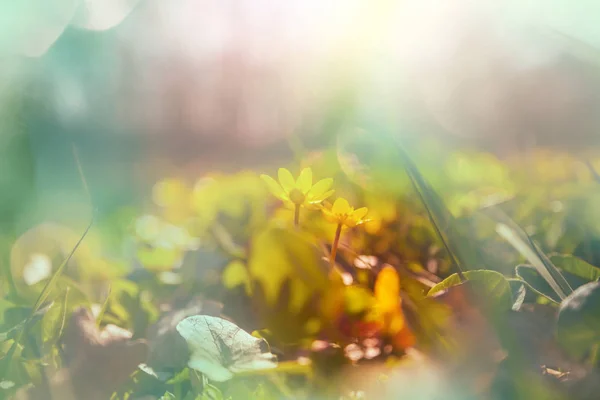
[
  {"x1": 395, "y1": 139, "x2": 489, "y2": 275},
  {"x1": 516, "y1": 255, "x2": 600, "y2": 304},
  {"x1": 483, "y1": 207, "x2": 573, "y2": 300},
  {"x1": 550, "y1": 254, "x2": 600, "y2": 282},
  {"x1": 557, "y1": 281, "x2": 600, "y2": 359},
  {"x1": 516, "y1": 265, "x2": 561, "y2": 303},
  {"x1": 6, "y1": 135, "x2": 600, "y2": 399},
  {"x1": 248, "y1": 224, "x2": 329, "y2": 342},
  {"x1": 41, "y1": 287, "x2": 69, "y2": 347},
  {"x1": 428, "y1": 270, "x2": 513, "y2": 312}
]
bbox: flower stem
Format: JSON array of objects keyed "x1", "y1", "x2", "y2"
[
  {"x1": 294, "y1": 204, "x2": 300, "y2": 227},
  {"x1": 330, "y1": 223, "x2": 343, "y2": 268}
]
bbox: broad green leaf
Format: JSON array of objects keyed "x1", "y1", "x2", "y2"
[
  {"x1": 103, "y1": 279, "x2": 158, "y2": 333},
  {"x1": 160, "y1": 392, "x2": 176, "y2": 400},
  {"x1": 557, "y1": 281, "x2": 600, "y2": 359},
  {"x1": 166, "y1": 367, "x2": 190, "y2": 385},
  {"x1": 515, "y1": 265, "x2": 561, "y2": 303},
  {"x1": 427, "y1": 270, "x2": 512, "y2": 311},
  {"x1": 248, "y1": 225, "x2": 327, "y2": 314},
  {"x1": 176, "y1": 315, "x2": 277, "y2": 382},
  {"x1": 550, "y1": 254, "x2": 600, "y2": 283},
  {"x1": 222, "y1": 260, "x2": 251, "y2": 294}
]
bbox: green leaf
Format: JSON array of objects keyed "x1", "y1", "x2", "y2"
[
  {"x1": 0, "y1": 217, "x2": 92, "y2": 378},
  {"x1": 0, "y1": 298, "x2": 15, "y2": 326},
  {"x1": 160, "y1": 392, "x2": 176, "y2": 400},
  {"x1": 248, "y1": 225, "x2": 327, "y2": 314},
  {"x1": 482, "y1": 206, "x2": 572, "y2": 300},
  {"x1": 0, "y1": 302, "x2": 54, "y2": 342},
  {"x1": 42, "y1": 287, "x2": 69, "y2": 346},
  {"x1": 0, "y1": 323, "x2": 23, "y2": 342},
  {"x1": 338, "y1": 130, "x2": 492, "y2": 276},
  {"x1": 550, "y1": 254, "x2": 600, "y2": 283},
  {"x1": 427, "y1": 270, "x2": 512, "y2": 311},
  {"x1": 30, "y1": 217, "x2": 94, "y2": 316},
  {"x1": 516, "y1": 265, "x2": 561, "y2": 303},
  {"x1": 557, "y1": 281, "x2": 600, "y2": 358},
  {"x1": 222, "y1": 260, "x2": 251, "y2": 294},
  {"x1": 201, "y1": 383, "x2": 224, "y2": 400},
  {"x1": 166, "y1": 368, "x2": 189, "y2": 385},
  {"x1": 394, "y1": 141, "x2": 488, "y2": 275},
  {"x1": 96, "y1": 284, "x2": 112, "y2": 328}
]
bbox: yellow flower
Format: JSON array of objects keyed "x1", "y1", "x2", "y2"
[
  {"x1": 374, "y1": 266, "x2": 401, "y2": 315},
  {"x1": 369, "y1": 265, "x2": 416, "y2": 349},
  {"x1": 260, "y1": 168, "x2": 334, "y2": 210},
  {"x1": 321, "y1": 198, "x2": 369, "y2": 228}
]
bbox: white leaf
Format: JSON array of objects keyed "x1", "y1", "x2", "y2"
[{"x1": 176, "y1": 315, "x2": 277, "y2": 382}]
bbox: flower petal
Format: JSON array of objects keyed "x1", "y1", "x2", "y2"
[
  {"x1": 375, "y1": 266, "x2": 400, "y2": 313},
  {"x1": 307, "y1": 178, "x2": 333, "y2": 198},
  {"x1": 351, "y1": 207, "x2": 369, "y2": 221},
  {"x1": 344, "y1": 219, "x2": 357, "y2": 227},
  {"x1": 296, "y1": 168, "x2": 312, "y2": 193},
  {"x1": 332, "y1": 198, "x2": 351, "y2": 215},
  {"x1": 321, "y1": 209, "x2": 339, "y2": 223},
  {"x1": 278, "y1": 168, "x2": 295, "y2": 192},
  {"x1": 309, "y1": 189, "x2": 335, "y2": 204},
  {"x1": 260, "y1": 175, "x2": 285, "y2": 199}
]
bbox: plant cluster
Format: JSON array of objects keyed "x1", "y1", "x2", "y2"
[{"x1": 3, "y1": 135, "x2": 600, "y2": 399}]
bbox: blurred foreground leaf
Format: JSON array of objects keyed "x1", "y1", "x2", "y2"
[
  {"x1": 557, "y1": 281, "x2": 600, "y2": 359},
  {"x1": 428, "y1": 270, "x2": 512, "y2": 312},
  {"x1": 248, "y1": 225, "x2": 327, "y2": 314}
]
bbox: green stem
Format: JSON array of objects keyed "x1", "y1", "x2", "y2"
[
  {"x1": 294, "y1": 204, "x2": 300, "y2": 227},
  {"x1": 330, "y1": 223, "x2": 343, "y2": 269}
]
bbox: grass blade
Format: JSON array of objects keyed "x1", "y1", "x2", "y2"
[
  {"x1": 96, "y1": 284, "x2": 112, "y2": 328},
  {"x1": 31, "y1": 215, "x2": 95, "y2": 314},
  {"x1": 0, "y1": 215, "x2": 94, "y2": 377},
  {"x1": 481, "y1": 206, "x2": 572, "y2": 300},
  {"x1": 392, "y1": 139, "x2": 491, "y2": 280}
]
